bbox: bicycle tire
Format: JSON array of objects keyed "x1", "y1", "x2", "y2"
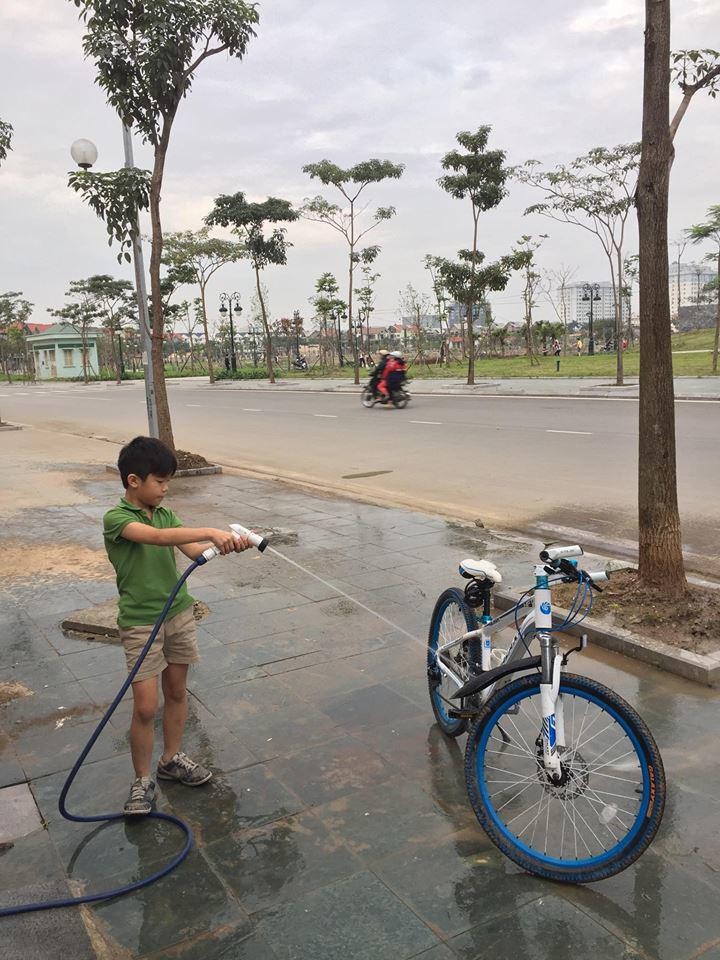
[
  {"x1": 427, "y1": 588, "x2": 479, "y2": 737},
  {"x1": 464, "y1": 672, "x2": 665, "y2": 883}
]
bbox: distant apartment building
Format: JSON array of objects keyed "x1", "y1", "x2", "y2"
[
  {"x1": 561, "y1": 282, "x2": 630, "y2": 328},
  {"x1": 668, "y1": 262, "x2": 716, "y2": 316}
]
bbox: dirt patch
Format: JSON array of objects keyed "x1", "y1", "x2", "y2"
[
  {"x1": 555, "y1": 570, "x2": 720, "y2": 656},
  {"x1": 0, "y1": 540, "x2": 113, "y2": 583},
  {"x1": 0, "y1": 681, "x2": 33, "y2": 706},
  {"x1": 176, "y1": 450, "x2": 210, "y2": 471}
]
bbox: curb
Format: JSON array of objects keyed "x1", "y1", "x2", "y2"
[
  {"x1": 0, "y1": 423, "x2": 22, "y2": 431},
  {"x1": 493, "y1": 590, "x2": 720, "y2": 688},
  {"x1": 105, "y1": 463, "x2": 222, "y2": 478}
]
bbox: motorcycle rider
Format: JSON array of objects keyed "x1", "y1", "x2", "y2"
[
  {"x1": 368, "y1": 349, "x2": 389, "y2": 397},
  {"x1": 378, "y1": 350, "x2": 407, "y2": 402}
]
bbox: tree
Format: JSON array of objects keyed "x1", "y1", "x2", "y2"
[
  {"x1": 622, "y1": 253, "x2": 638, "y2": 344},
  {"x1": 686, "y1": 206, "x2": 720, "y2": 372},
  {"x1": 670, "y1": 235, "x2": 688, "y2": 322},
  {"x1": 424, "y1": 255, "x2": 451, "y2": 365},
  {"x1": 0, "y1": 119, "x2": 13, "y2": 165},
  {"x1": 310, "y1": 273, "x2": 345, "y2": 367},
  {"x1": 49, "y1": 279, "x2": 105, "y2": 384},
  {"x1": 0, "y1": 292, "x2": 33, "y2": 383},
  {"x1": 162, "y1": 229, "x2": 244, "y2": 384},
  {"x1": 437, "y1": 126, "x2": 517, "y2": 384},
  {"x1": 89, "y1": 275, "x2": 136, "y2": 383},
  {"x1": 544, "y1": 265, "x2": 576, "y2": 353},
  {"x1": 512, "y1": 235, "x2": 547, "y2": 364},
  {"x1": 636, "y1": 12, "x2": 720, "y2": 592},
  {"x1": 302, "y1": 158, "x2": 404, "y2": 384},
  {"x1": 69, "y1": 0, "x2": 259, "y2": 447},
  {"x1": 399, "y1": 284, "x2": 432, "y2": 365},
  {"x1": 353, "y1": 248, "x2": 381, "y2": 355},
  {"x1": 206, "y1": 193, "x2": 298, "y2": 384},
  {"x1": 515, "y1": 142, "x2": 640, "y2": 384}
]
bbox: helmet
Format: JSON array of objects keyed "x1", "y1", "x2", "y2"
[
  {"x1": 390, "y1": 351, "x2": 403, "y2": 358},
  {"x1": 378, "y1": 349, "x2": 389, "y2": 356}
]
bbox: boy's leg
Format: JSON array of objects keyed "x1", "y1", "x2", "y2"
[
  {"x1": 156, "y1": 607, "x2": 211, "y2": 786},
  {"x1": 130, "y1": 677, "x2": 160, "y2": 778},
  {"x1": 160, "y1": 662, "x2": 189, "y2": 763}
]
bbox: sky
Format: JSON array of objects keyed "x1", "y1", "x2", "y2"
[{"x1": 1, "y1": 0, "x2": 719, "y2": 331}]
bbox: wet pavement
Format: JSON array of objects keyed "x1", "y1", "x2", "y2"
[{"x1": 1, "y1": 467, "x2": 719, "y2": 959}]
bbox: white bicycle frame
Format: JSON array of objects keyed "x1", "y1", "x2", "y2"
[{"x1": 435, "y1": 555, "x2": 605, "y2": 778}]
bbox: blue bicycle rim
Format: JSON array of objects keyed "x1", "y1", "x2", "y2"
[{"x1": 475, "y1": 681, "x2": 651, "y2": 869}]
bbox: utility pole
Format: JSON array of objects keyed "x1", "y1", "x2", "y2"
[{"x1": 122, "y1": 124, "x2": 158, "y2": 437}]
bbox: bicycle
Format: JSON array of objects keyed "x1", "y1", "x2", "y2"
[{"x1": 426, "y1": 545, "x2": 665, "y2": 883}]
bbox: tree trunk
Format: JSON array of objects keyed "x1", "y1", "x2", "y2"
[
  {"x1": 615, "y1": 247, "x2": 624, "y2": 386},
  {"x1": 714, "y1": 249, "x2": 720, "y2": 373},
  {"x1": 348, "y1": 202, "x2": 360, "y2": 385},
  {"x1": 254, "y1": 264, "x2": 275, "y2": 383},
  {"x1": 636, "y1": 0, "x2": 686, "y2": 594},
  {"x1": 199, "y1": 282, "x2": 215, "y2": 384},
  {"x1": 149, "y1": 123, "x2": 175, "y2": 449}
]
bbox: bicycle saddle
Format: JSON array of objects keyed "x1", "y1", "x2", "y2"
[{"x1": 459, "y1": 558, "x2": 502, "y2": 584}]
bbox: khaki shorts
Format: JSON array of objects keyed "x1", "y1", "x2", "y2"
[{"x1": 120, "y1": 606, "x2": 199, "y2": 682}]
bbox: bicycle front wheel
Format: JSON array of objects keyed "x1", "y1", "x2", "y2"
[
  {"x1": 464, "y1": 672, "x2": 665, "y2": 883},
  {"x1": 427, "y1": 588, "x2": 479, "y2": 737}
]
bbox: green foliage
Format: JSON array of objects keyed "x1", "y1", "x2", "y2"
[
  {"x1": 0, "y1": 118, "x2": 13, "y2": 165},
  {"x1": 312, "y1": 273, "x2": 345, "y2": 316},
  {"x1": 215, "y1": 367, "x2": 268, "y2": 380},
  {"x1": 672, "y1": 49, "x2": 720, "y2": 97},
  {"x1": 0, "y1": 291, "x2": 33, "y2": 333},
  {"x1": 438, "y1": 126, "x2": 508, "y2": 210},
  {"x1": 302, "y1": 159, "x2": 404, "y2": 197},
  {"x1": 68, "y1": 167, "x2": 151, "y2": 262},
  {"x1": 686, "y1": 205, "x2": 720, "y2": 248},
  {"x1": 206, "y1": 193, "x2": 297, "y2": 270},
  {"x1": 70, "y1": 0, "x2": 259, "y2": 146},
  {"x1": 163, "y1": 228, "x2": 245, "y2": 284}
]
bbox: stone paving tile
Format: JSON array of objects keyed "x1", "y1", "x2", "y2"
[
  {"x1": 2, "y1": 466, "x2": 720, "y2": 959},
  {"x1": 254, "y1": 871, "x2": 440, "y2": 960},
  {"x1": 447, "y1": 894, "x2": 642, "y2": 960},
  {"x1": 205, "y1": 809, "x2": 362, "y2": 914},
  {"x1": 2, "y1": 879, "x2": 97, "y2": 960},
  {"x1": 267, "y1": 735, "x2": 391, "y2": 807}
]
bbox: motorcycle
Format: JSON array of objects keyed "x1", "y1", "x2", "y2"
[
  {"x1": 291, "y1": 355, "x2": 308, "y2": 370},
  {"x1": 361, "y1": 378, "x2": 410, "y2": 409}
]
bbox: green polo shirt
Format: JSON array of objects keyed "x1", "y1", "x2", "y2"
[{"x1": 103, "y1": 498, "x2": 195, "y2": 628}]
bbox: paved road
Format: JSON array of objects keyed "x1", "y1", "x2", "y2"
[{"x1": 2, "y1": 380, "x2": 718, "y2": 573}]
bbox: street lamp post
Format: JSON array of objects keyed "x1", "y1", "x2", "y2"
[
  {"x1": 219, "y1": 293, "x2": 242, "y2": 372},
  {"x1": 292, "y1": 310, "x2": 302, "y2": 356},
  {"x1": 581, "y1": 283, "x2": 602, "y2": 356},
  {"x1": 70, "y1": 133, "x2": 158, "y2": 435},
  {"x1": 248, "y1": 324, "x2": 259, "y2": 368}
]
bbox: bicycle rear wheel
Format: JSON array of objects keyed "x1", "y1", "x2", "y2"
[
  {"x1": 427, "y1": 588, "x2": 479, "y2": 737},
  {"x1": 464, "y1": 672, "x2": 665, "y2": 883}
]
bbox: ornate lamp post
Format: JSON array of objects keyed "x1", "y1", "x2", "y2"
[
  {"x1": 218, "y1": 292, "x2": 242, "y2": 371},
  {"x1": 581, "y1": 283, "x2": 602, "y2": 356}
]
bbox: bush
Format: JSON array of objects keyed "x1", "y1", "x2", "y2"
[{"x1": 215, "y1": 368, "x2": 269, "y2": 381}]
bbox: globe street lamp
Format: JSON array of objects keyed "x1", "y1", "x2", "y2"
[
  {"x1": 70, "y1": 134, "x2": 157, "y2": 435},
  {"x1": 581, "y1": 283, "x2": 602, "y2": 356},
  {"x1": 219, "y1": 292, "x2": 241, "y2": 372}
]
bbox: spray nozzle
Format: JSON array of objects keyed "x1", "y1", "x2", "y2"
[{"x1": 199, "y1": 524, "x2": 269, "y2": 564}]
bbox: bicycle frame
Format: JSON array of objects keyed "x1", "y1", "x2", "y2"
[{"x1": 436, "y1": 567, "x2": 577, "y2": 779}]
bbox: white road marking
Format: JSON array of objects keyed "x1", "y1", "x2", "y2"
[
  {"x1": 546, "y1": 429, "x2": 593, "y2": 435},
  {"x1": 314, "y1": 414, "x2": 338, "y2": 418},
  {"x1": 185, "y1": 404, "x2": 202, "y2": 407},
  {"x1": 410, "y1": 420, "x2": 443, "y2": 425},
  {"x1": 242, "y1": 408, "x2": 262, "y2": 412}
]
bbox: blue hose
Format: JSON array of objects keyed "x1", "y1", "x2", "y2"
[{"x1": 0, "y1": 555, "x2": 209, "y2": 917}]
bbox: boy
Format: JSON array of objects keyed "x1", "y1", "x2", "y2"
[{"x1": 103, "y1": 436, "x2": 251, "y2": 816}]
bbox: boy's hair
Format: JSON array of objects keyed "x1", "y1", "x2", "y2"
[{"x1": 118, "y1": 436, "x2": 177, "y2": 488}]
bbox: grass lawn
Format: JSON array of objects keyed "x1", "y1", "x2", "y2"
[{"x1": 279, "y1": 328, "x2": 719, "y2": 380}]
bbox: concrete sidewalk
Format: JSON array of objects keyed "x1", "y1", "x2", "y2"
[
  {"x1": 20, "y1": 373, "x2": 720, "y2": 400},
  {"x1": 1, "y1": 434, "x2": 719, "y2": 959}
]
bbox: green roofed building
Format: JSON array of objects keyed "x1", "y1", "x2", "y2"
[{"x1": 25, "y1": 322, "x2": 101, "y2": 380}]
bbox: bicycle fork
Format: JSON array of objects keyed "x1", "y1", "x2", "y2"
[{"x1": 535, "y1": 569, "x2": 564, "y2": 780}]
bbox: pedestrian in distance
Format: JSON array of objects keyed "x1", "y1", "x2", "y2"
[
  {"x1": 553, "y1": 338, "x2": 561, "y2": 357},
  {"x1": 576, "y1": 338, "x2": 583, "y2": 356},
  {"x1": 103, "y1": 437, "x2": 252, "y2": 816}
]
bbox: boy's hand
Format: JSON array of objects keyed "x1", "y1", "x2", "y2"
[
  {"x1": 208, "y1": 529, "x2": 240, "y2": 555},
  {"x1": 232, "y1": 533, "x2": 252, "y2": 552}
]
